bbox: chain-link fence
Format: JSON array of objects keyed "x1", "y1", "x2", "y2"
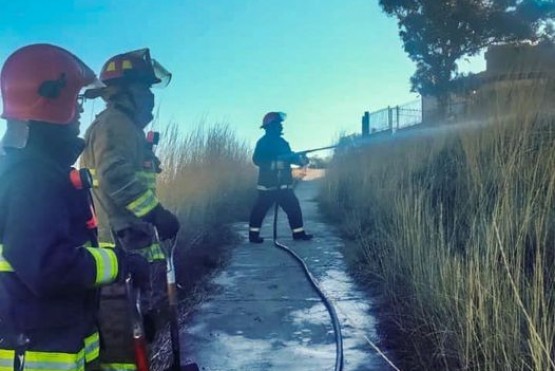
[{"x1": 362, "y1": 99, "x2": 422, "y2": 135}]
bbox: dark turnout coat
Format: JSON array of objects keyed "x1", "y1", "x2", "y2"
[
  {"x1": 253, "y1": 133, "x2": 304, "y2": 190},
  {"x1": 0, "y1": 140, "x2": 118, "y2": 369}
]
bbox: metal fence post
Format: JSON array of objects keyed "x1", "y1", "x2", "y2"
[
  {"x1": 365, "y1": 99, "x2": 421, "y2": 135},
  {"x1": 362, "y1": 111, "x2": 370, "y2": 136},
  {"x1": 395, "y1": 105, "x2": 400, "y2": 133},
  {"x1": 388, "y1": 106, "x2": 393, "y2": 132}
]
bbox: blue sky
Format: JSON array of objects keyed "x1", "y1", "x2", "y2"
[{"x1": 0, "y1": 0, "x2": 485, "y2": 150}]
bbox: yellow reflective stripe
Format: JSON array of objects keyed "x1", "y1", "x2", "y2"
[
  {"x1": 98, "y1": 242, "x2": 116, "y2": 249},
  {"x1": 137, "y1": 171, "x2": 157, "y2": 190},
  {"x1": 84, "y1": 332, "x2": 100, "y2": 363},
  {"x1": 101, "y1": 363, "x2": 137, "y2": 370},
  {"x1": 0, "y1": 348, "x2": 86, "y2": 371},
  {"x1": 106, "y1": 61, "x2": 116, "y2": 72},
  {"x1": 0, "y1": 244, "x2": 14, "y2": 272},
  {"x1": 89, "y1": 168, "x2": 99, "y2": 188},
  {"x1": 26, "y1": 349, "x2": 85, "y2": 371},
  {"x1": 122, "y1": 60, "x2": 133, "y2": 70},
  {"x1": 137, "y1": 243, "x2": 165, "y2": 262},
  {"x1": 86, "y1": 247, "x2": 118, "y2": 285},
  {"x1": 126, "y1": 190, "x2": 159, "y2": 218},
  {"x1": 0, "y1": 349, "x2": 12, "y2": 370},
  {"x1": 149, "y1": 244, "x2": 166, "y2": 261}
]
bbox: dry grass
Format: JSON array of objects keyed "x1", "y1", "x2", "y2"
[
  {"x1": 150, "y1": 122, "x2": 255, "y2": 370},
  {"x1": 155, "y1": 122, "x2": 256, "y2": 283},
  {"x1": 151, "y1": 124, "x2": 255, "y2": 296},
  {"x1": 157, "y1": 122, "x2": 254, "y2": 241},
  {"x1": 320, "y1": 80, "x2": 555, "y2": 370}
]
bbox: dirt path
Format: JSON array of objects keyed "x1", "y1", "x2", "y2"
[{"x1": 180, "y1": 179, "x2": 393, "y2": 370}]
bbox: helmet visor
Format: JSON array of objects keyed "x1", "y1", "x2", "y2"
[
  {"x1": 80, "y1": 77, "x2": 107, "y2": 100},
  {"x1": 151, "y1": 59, "x2": 172, "y2": 88},
  {"x1": 128, "y1": 49, "x2": 171, "y2": 88}
]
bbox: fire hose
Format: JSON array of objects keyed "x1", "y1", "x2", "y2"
[{"x1": 271, "y1": 165, "x2": 344, "y2": 371}]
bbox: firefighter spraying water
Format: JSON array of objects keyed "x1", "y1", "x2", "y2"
[{"x1": 248, "y1": 112, "x2": 315, "y2": 244}]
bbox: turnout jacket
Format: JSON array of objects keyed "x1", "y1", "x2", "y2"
[
  {"x1": 81, "y1": 103, "x2": 165, "y2": 261},
  {"x1": 0, "y1": 147, "x2": 118, "y2": 369},
  {"x1": 81, "y1": 104, "x2": 161, "y2": 234},
  {"x1": 253, "y1": 133, "x2": 304, "y2": 190}
]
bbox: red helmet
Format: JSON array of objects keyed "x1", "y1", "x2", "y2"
[
  {"x1": 99, "y1": 48, "x2": 171, "y2": 87},
  {"x1": 261, "y1": 112, "x2": 287, "y2": 128},
  {"x1": 1, "y1": 44, "x2": 101, "y2": 125}
]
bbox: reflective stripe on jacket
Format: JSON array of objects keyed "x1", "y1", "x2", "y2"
[
  {"x1": 0, "y1": 331, "x2": 100, "y2": 371},
  {"x1": 97, "y1": 241, "x2": 164, "y2": 264},
  {"x1": 0, "y1": 149, "x2": 116, "y2": 370},
  {"x1": 81, "y1": 105, "x2": 161, "y2": 233},
  {"x1": 100, "y1": 362, "x2": 137, "y2": 370}
]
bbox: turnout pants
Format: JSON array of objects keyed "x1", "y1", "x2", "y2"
[
  {"x1": 249, "y1": 189, "x2": 305, "y2": 233},
  {"x1": 96, "y1": 226, "x2": 167, "y2": 370}
]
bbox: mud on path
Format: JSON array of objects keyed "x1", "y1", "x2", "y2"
[{"x1": 179, "y1": 179, "x2": 394, "y2": 370}]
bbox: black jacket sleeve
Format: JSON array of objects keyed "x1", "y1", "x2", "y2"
[{"x1": 2, "y1": 168, "x2": 118, "y2": 297}]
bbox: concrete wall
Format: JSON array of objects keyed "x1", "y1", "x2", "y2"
[{"x1": 424, "y1": 43, "x2": 555, "y2": 124}]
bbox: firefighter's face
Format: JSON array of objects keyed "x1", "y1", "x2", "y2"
[
  {"x1": 128, "y1": 83, "x2": 155, "y2": 127},
  {"x1": 266, "y1": 121, "x2": 283, "y2": 135},
  {"x1": 66, "y1": 98, "x2": 84, "y2": 131},
  {"x1": 128, "y1": 83, "x2": 155, "y2": 111}
]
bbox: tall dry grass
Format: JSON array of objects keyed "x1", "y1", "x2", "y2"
[
  {"x1": 155, "y1": 122, "x2": 255, "y2": 287},
  {"x1": 157, "y1": 123, "x2": 254, "y2": 238},
  {"x1": 147, "y1": 123, "x2": 254, "y2": 370},
  {"x1": 320, "y1": 79, "x2": 555, "y2": 370}
]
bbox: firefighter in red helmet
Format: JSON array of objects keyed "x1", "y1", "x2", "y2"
[
  {"x1": 0, "y1": 44, "x2": 149, "y2": 371},
  {"x1": 248, "y1": 112, "x2": 313, "y2": 243},
  {"x1": 80, "y1": 48, "x2": 179, "y2": 369}
]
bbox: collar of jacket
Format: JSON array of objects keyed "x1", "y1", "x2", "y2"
[
  {"x1": 106, "y1": 95, "x2": 136, "y2": 120},
  {"x1": 0, "y1": 146, "x2": 69, "y2": 182},
  {"x1": 105, "y1": 97, "x2": 150, "y2": 129},
  {"x1": 1, "y1": 121, "x2": 85, "y2": 169}
]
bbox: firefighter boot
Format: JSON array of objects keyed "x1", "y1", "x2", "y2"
[
  {"x1": 293, "y1": 230, "x2": 313, "y2": 241},
  {"x1": 249, "y1": 231, "x2": 264, "y2": 244}
]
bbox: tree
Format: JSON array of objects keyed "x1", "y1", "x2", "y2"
[{"x1": 379, "y1": 0, "x2": 555, "y2": 115}]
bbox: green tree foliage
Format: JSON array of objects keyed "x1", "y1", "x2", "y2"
[{"x1": 379, "y1": 0, "x2": 555, "y2": 101}]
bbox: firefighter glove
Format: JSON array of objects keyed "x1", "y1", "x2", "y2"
[
  {"x1": 116, "y1": 249, "x2": 150, "y2": 289},
  {"x1": 144, "y1": 204, "x2": 180, "y2": 241}
]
